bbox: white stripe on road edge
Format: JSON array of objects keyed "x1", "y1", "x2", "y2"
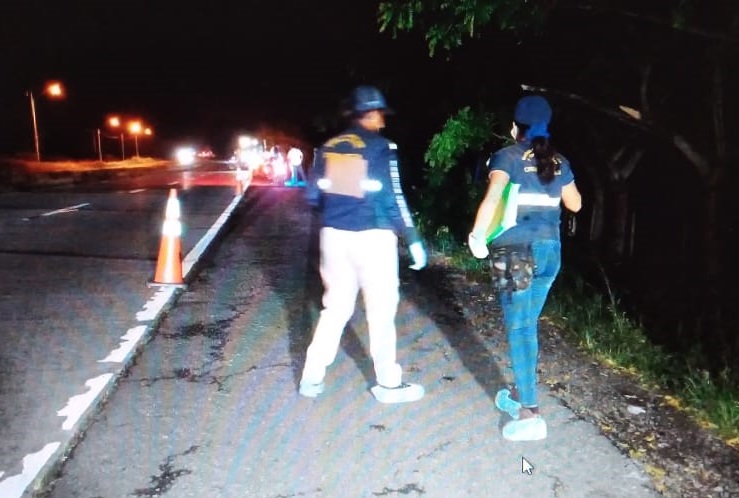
[
  {"x1": 56, "y1": 374, "x2": 113, "y2": 431},
  {"x1": 0, "y1": 187, "x2": 250, "y2": 498},
  {"x1": 129, "y1": 189, "x2": 146, "y2": 194},
  {"x1": 136, "y1": 287, "x2": 177, "y2": 322},
  {"x1": 0, "y1": 443, "x2": 60, "y2": 497},
  {"x1": 22, "y1": 203, "x2": 91, "y2": 221},
  {"x1": 98, "y1": 325, "x2": 148, "y2": 363}
]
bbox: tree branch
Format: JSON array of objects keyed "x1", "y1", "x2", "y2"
[
  {"x1": 521, "y1": 83, "x2": 711, "y2": 179},
  {"x1": 563, "y1": 5, "x2": 739, "y2": 44}
]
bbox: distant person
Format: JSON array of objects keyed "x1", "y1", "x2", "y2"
[
  {"x1": 468, "y1": 95, "x2": 582, "y2": 441},
  {"x1": 300, "y1": 85, "x2": 428, "y2": 403},
  {"x1": 286, "y1": 146, "x2": 304, "y2": 184}
]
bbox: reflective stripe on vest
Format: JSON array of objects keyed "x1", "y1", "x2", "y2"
[
  {"x1": 317, "y1": 177, "x2": 382, "y2": 192},
  {"x1": 517, "y1": 192, "x2": 560, "y2": 207}
]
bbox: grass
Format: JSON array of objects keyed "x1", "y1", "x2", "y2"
[
  {"x1": 432, "y1": 236, "x2": 739, "y2": 446},
  {"x1": 543, "y1": 270, "x2": 739, "y2": 443}
]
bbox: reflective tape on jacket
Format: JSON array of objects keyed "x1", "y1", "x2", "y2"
[
  {"x1": 317, "y1": 177, "x2": 383, "y2": 192},
  {"x1": 517, "y1": 192, "x2": 561, "y2": 207}
]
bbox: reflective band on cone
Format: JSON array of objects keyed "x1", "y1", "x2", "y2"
[{"x1": 148, "y1": 188, "x2": 186, "y2": 288}]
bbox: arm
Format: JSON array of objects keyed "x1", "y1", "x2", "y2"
[
  {"x1": 561, "y1": 181, "x2": 582, "y2": 213},
  {"x1": 377, "y1": 143, "x2": 421, "y2": 245},
  {"x1": 470, "y1": 170, "x2": 510, "y2": 237},
  {"x1": 305, "y1": 148, "x2": 325, "y2": 208}
]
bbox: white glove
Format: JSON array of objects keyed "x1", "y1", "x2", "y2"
[
  {"x1": 408, "y1": 241, "x2": 427, "y2": 270},
  {"x1": 468, "y1": 232, "x2": 489, "y2": 259}
]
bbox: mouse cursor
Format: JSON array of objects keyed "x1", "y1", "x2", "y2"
[{"x1": 521, "y1": 457, "x2": 534, "y2": 475}]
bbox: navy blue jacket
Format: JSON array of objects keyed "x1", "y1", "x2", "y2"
[
  {"x1": 488, "y1": 141, "x2": 575, "y2": 246},
  {"x1": 306, "y1": 125, "x2": 420, "y2": 245}
]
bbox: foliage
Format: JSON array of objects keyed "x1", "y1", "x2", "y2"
[
  {"x1": 378, "y1": 0, "x2": 719, "y2": 56},
  {"x1": 424, "y1": 106, "x2": 498, "y2": 188},
  {"x1": 378, "y1": 0, "x2": 549, "y2": 55},
  {"x1": 415, "y1": 106, "x2": 502, "y2": 242}
]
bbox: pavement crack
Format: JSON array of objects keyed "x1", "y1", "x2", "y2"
[
  {"x1": 130, "y1": 362, "x2": 292, "y2": 392},
  {"x1": 372, "y1": 483, "x2": 426, "y2": 495},
  {"x1": 268, "y1": 488, "x2": 323, "y2": 498},
  {"x1": 129, "y1": 446, "x2": 198, "y2": 496},
  {"x1": 416, "y1": 441, "x2": 451, "y2": 460},
  {"x1": 545, "y1": 473, "x2": 565, "y2": 497}
]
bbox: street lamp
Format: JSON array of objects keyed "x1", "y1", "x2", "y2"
[
  {"x1": 26, "y1": 81, "x2": 65, "y2": 161},
  {"x1": 128, "y1": 121, "x2": 142, "y2": 157}
]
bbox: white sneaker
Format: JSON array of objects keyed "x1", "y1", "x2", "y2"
[
  {"x1": 371, "y1": 383, "x2": 425, "y2": 404},
  {"x1": 299, "y1": 381, "x2": 325, "y2": 398},
  {"x1": 502, "y1": 416, "x2": 547, "y2": 441}
]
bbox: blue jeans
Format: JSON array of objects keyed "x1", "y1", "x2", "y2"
[{"x1": 499, "y1": 240, "x2": 561, "y2": 408}]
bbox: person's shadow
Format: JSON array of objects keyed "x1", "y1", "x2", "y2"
[{"x1": 403, "y1": 260, "x2": 507, "y2": 411}]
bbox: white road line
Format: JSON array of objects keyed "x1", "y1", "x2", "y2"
[
  {"x1": 0, "y1": 443, "x2": 60, "y2": 497},
  {"x1": 128, "y1": 188, "x2": 146, "y2": 194},
  {"x1": 56, "y1": 374, "x2": 113, "y2": 431},
  {"x1": 22, "y1": 203, "x2": 91, "y2": 221}
]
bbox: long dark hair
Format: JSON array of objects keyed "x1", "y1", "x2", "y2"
[{"x1": 515, "y1": 122, "x2": 560, "y2": 184}]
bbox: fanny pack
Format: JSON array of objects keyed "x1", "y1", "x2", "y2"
[{"x1": 489, "y1": 243, "x2": 535, "y2": 295}]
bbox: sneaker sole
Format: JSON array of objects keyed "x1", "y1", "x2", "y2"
[
  {"x1": 371, "y1": 384, "x2": 425, "y2": 404},
  {"x1": 502, "y1": 417, "x2": 547, "y2": 442}
]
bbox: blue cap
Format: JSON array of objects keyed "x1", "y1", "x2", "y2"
[
  {"x1": 350, "y1": 85, "x2": 392, "y2": 113},
  {"x1": 514, "y1": 95, "x2": 552, "y2": 125}
]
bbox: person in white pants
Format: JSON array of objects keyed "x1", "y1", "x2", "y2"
[
  {"x1": 300, "y1": 85, "x2": 428, "y2": 404},
  {"x1": 286, "y1": 146, "x2": 304, "y2": 184}
]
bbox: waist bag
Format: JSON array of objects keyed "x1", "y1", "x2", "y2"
[{"x1": 489, "y1": 244, "x2": 535, "y2": 296}]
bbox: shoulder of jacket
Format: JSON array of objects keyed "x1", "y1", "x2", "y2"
[
  {"x1": 363, "y1": 134, "x2": 396, "y2": 152},
  {"x1": 554, "y1": 153, "x2": 568, "y2": 166}
]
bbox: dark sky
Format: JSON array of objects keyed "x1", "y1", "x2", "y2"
[{"x1": 0, "y1": 0, "x2": 464, "y2": 160}]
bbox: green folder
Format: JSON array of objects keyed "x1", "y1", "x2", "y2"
[{"x1": 485, "y1": 182, "x2": 520, "y2": 243}]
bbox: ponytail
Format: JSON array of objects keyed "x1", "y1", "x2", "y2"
[
  {"x1": 514, "y1": 122, "x2": 560, "y2": 184},
  {"x1": 532, "y1": 136, "x2": 559, "y2": 184}
]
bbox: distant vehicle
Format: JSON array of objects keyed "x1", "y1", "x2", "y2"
[
  {"x1": 196, "y1": 148, "x2": 215, "y2": 159},
  {"x1": 175, "y1": 147, "x2": 197, "y2": 166},
  {"x1": 256, "y1": 152, "x2": 289, "y2": 185}
]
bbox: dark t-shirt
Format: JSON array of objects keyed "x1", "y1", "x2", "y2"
[{"x1": 488, "y1": 142, "x2": 575, "y2": 246}]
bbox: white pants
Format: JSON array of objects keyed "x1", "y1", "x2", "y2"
[{"x1": 301, "y1": 227, "x2": 403, "y2": 387}]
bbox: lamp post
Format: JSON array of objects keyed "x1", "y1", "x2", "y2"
[
  {"x1": 108, "y1": 116, "x2": 125, "y2": 160},
  {"x1": 128, "y1": 121, "x2": 142, "y2": 157},
  {"x1": 26, "y1": 81, "x2": 64, "y2": 161},
  {"x1": 96, "y1": 128, "x2": 102, "y2": 161}
]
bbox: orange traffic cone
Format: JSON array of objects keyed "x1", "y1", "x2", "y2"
[{"x1": 148, "y1": 188, "x2": 186, "y2": 288}]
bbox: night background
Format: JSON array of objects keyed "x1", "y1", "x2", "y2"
[{"x1": 1, "y1": 0, "x2": 738, "y2": 391}]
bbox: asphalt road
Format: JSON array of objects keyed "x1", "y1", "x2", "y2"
[
  {"x1": 4, "y1": 170, "x2": 662, "y2": 497},
  {"x1": 0, "y1": 161, "x2": 254, "y2": 497}
]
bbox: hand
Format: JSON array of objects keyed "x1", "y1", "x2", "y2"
[
  {"x1": 408, "y1": 241, "x2": 427, "y2": 270},
  {"x1": 468, "y1": 232, "x2": 489, "y2": 259}
]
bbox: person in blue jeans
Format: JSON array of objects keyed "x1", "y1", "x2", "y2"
[{"x1": 468, "y1": 95, "x2": 582, "y2": 441}]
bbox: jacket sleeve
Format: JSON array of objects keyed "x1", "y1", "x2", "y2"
[
  {"x1": 375, "y1": 141, "x2": 421, "y2": 245},
  {"x1": 305, "y1": 147, "x2": 325, "y2": 208}
]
